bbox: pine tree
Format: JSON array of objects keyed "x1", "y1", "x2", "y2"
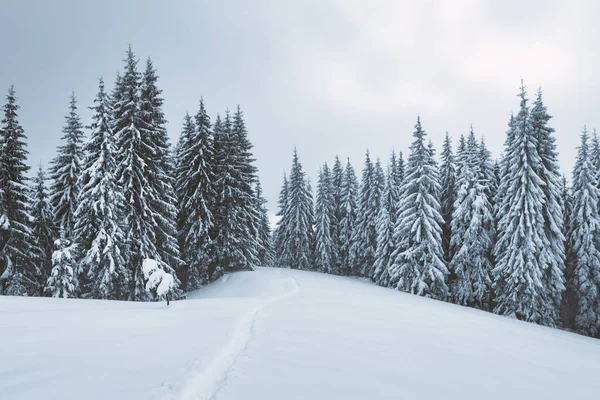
[
  {"x1": 569, "y1": 128, "x2": 600, "y2": 337},
  {"x1": 561, "y1": 174, "x2": 578, "y2": 330},
  {"x1": 449, "y1": 128, "x2": 494, "y2": 309},
  {"x1": 175, "y1": 99, "x2": 215, "y2": 289},
  {"x1": 30, "y1": 164, "x2": 57, "y2": 295},
  {"x1": 439, "y1": 133, "x2": 456, "y2": 262},
  {"x1": 373, "y1": 152, "x2": 402, "y2": 286},
  {"x1": 339, "y1": 158, "x2": 358, "y2": 276},
  {"x1": 493, "y1": 83, "x2": 562, "y2": 326},
  {"x1": 254, "y1": 181, "x2": 272, "y2": 266},
  {"x1": 531, "y1": 88, "x2": 566, "y2": 323},
  {"x1": 75, "y1": 78, "x2": 129, "y2": 300},
  {"x1": 351, "y1": 151, "x2": 380, "y2": 277},
  {"x1": 114, "y1": 46, "x2": 180, "y2": 300},
  {"x1": 314, "y1": 163, "x2": 335, "y2": 273},
  {"x1": 388, "y1": 117, "x2": 448, "y2": 299},
  {"x1": 46, "y1": 228, "x2": 77, "y2": 298},
  {"x1": 49, "y1": 92, "x2": 85, "y2": 237},
  {"x1": 211, "y1": 108, "x2": 260, "y2": 274},
  {"x1": 330, "y1": 156, "x2": 345, "y2": 274},
  {"x1": 0, "y1": 87, "x2": 37, "y2": 295},
  {"x1": 273, "y1": 171, "x2": 289, "y2": 266}
]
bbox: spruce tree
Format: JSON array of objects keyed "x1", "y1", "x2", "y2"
[
  {"x1": 388, "y1": 117, "x2": 448, "y2": 299},
  {"x1": 30, "y1": 164, "x2": 57, "y2": 295},
  {"x1": 439, "y1": 133, "x2": 456, "y2": 262},
  {"x1": 0, "y1": 87, "x2": 37, "y2": 295},
  {"x1": 175, "y1": 99, "x2": 215, "y2": 289},
  {"x1": 75, "y1": 78, "x2": 129, "y2": 300},
  {"x1": 49, "y1": 92, "x2": 84, "y2": 237},
  {"x1": 493, "y1": 83, "x2": 562, "y2": 326},
  {"x1": 254, "y1": 181, "x2": 273, "y2": 266},
  {"x1": 330, "y1": 156, "x2": 345, "y2": 274},
  {"x1": 569, "y1": 128, "x2": 600, "y2": 337},
  {"x1": 531, "y1": 88, "x2": 566, "y2": 323},
  {"x1": 561, "y1": 174, "x2": 578, "y2": 330},
  {"x1": 46, "y1": 228, "x2": 77, "y2": 298},
  {"x1": 273, "y1": 171, "x2": 289, "y2": 267},
  {"x1": 314, "y1": 163, "x2": 335, "y2": 273},
  {"x1": 339, "y1": 158, "x2": 358, "y2": 276},
  {"x1": 449, "y1": 129, "x2": 494, "y2": 309}
]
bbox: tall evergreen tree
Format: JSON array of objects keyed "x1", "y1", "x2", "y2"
[
  {"x1": 449, "y1": 129, "x2": 494, "y2": 309},
  {"x1": 439, "y1": 133, "x2": 456, "y2": 262},
  {"x1": 314, "y1": 163, "x2": 335, "y2": 273},
  {"x1": 49, "y1": 92, "x2": 85, "y2": 237},
  {"x1": 45, "y1": 228, "x2": 77, "y2": 298},
  {"x1": 388, "y1": 117, "x2": 448, "y2": 299},
  {"x1": 493, "y1": 83, "x2": 562, "y2": 326},
  {"x1": 330, "y1": 156, "x2": 345, "y2": 274},
  {"x1": 0, "y1": 87, "x2": 37, "y2": 295},
  {"x1": 274, "y1": 149, "x2": 314, "y2": 269},
  {"x1": 75, "y1": 78, "x2": 129, "y2": 300},
  {"x1": 569, "y1": 128, "x2": 600, "y2": 337},
  {"x1": 273, "y1": 171, "x2": 289, "y2": 266},
  {"x1": 561, "y1": 174, "x2": 578, "y2": 330},
  {"x1": 175, "y1": 99, "x2": 215, "y2": 289},
  {"x1": 339, "y1": 158, "x2": 358, "y2": 276},
  {"x1": 30, "y1": 164, "x2": 56, "y2": 295},
  {"x1": 254, "y1": 181, "x2": 273, "y2": 266},
  {"x1": 531, "y1": 88, "x2": 566, "y2": 323}
]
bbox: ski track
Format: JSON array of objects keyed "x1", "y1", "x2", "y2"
[{"x1": 176, "y1": 270, "x2": 300, "y2": 400}]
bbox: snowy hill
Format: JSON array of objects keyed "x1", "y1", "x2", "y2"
[{"x1": 3, "y1": 267, "x2": 600, "y2": 400}]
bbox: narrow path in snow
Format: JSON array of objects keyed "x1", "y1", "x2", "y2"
[{"x1": 177, "y1": 270, "x2": 300, "y2": 400}]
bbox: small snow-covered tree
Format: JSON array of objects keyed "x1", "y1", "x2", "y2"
[
  {"x1": 569, "y1": 128, "x2": 600, "y2": 337},
  {"x1": 314, "y1": 163, "x2": 335, "y2": 273},
  {"x1": 388, "y1": 117, "x2": 448, "y2": 299},
  {"x1": 143, "y1": 258, "x2": 175, "y2": 305},
  {"x1": 46, "y1": 228, "x2": 77, "y2": 298},
  {"x1": 50, "y1": 92, "x2": 85, "y2": 237}
]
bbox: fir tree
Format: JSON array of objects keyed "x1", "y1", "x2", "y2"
[
  {"x1": 330, "y1": 156, "x2": 345, "y2": 274},
  {"x1": 314, "y1": 163, "x2": 335, "y2": 273},
  {"x1": 254, "y1": 181, "x2": 272, "y2": 266},
  {"x1": 0, "y1": 87, "x2": 37, "y2": 295},
  {"x1": 531, "y1": 88, "x2": 566, "y2": 323},
  {"x1": 30, "y1": 164, "x2": 57, "y2": 295},
  {"x1": 449, "y1": 129, "x2": 494, "y2": 309},
  {"x1": 175, "y1": 99, "x2": 215, "y2": 289},
  {"x1": 439, "y1": 133, "x2": 456, "y2": 262},
  {"x1": 388, "y1": 117, "x2": 448, "y2": 299},
  {"x1": 49, "y1": 92, "x2": 85, "y2": 237},
  {"x1": 569, "y1": 128, "x2": 600, "y2": 337},
  {"x1": 273, "y1": 171, "x2": 289, "y2": 266},
  {"x1": 493, "y1": 83, "x2": 562, "y2": 326},
  {"x1": 561, "y1": 174, "x2": 578, "y2": 330},
  {"x1": 339, "y1": 158, "x2": 358, "y2": 276},
  {"x1": 46, "y1": 228, "x2": 77, "y2": 298},
  {"x1": 75, "y1": 78, "x2": 129, "y2": 300}
]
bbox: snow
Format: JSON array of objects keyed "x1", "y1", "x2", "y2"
[{"x1": 2, "y1": 267, "x2": 600, "y2": 400}]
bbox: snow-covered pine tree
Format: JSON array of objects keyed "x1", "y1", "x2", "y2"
[
  {"x1": 75, "y1": 78, "x2": 129, "y2": 300},
  {"x1": 570, "y1": 128, "x2": 600, "y2": 336},
  {"x1": 569, "y1": 128, "x2": 600, "y2": 337},
  {"x1": 493, "y1": 83, "x2": 562, "y2": 326},
  {"x1": 449, "y1": 128, "x2": 494, "y2": 309},
  {"x1": 0, "y1": 86, "x2": 38, "y2": 295},
  {"x1": 272, "y1": 171, "x2": 289, "y2": 267},
  {"x1": 30, "y1": 164, "x2": 57, "y2": 295},
  {"x1": 339, "y1": 158, "x2": 358, "y2": 276},
  {"x1": 455, "y1": 134, "x2": 466, "y2": 180},
  {"x1": 211, "y1": 108, "x2": 261, "y2": 273},
  {"x1": 351, "y1": 151, "x2": 378, "y2": 277},
  {"x1": 388, "y1": 117, "x2": 448, "y2": 299},
  {"x1": 314, "y1": 163, "x2": 335, "y2": 273},
  {"x1": 372, "y1": 151, "x2": 402, "y2": 286},
  {"x1": 113, "y1": 46, "x2": 180, "y2": 300},
  {"x1": 254, "y1": 181, "x2": 273, "y2": 266},
  {"x1": 175, "y1": 99, "x2": 215, "y2": 289},
  {"x1": 439, "y1": 133, "x2": 456, "y2": 262},
  {"x1": 396, "y1": 151, "x2": 405, "y2": 184},
  {"x1": 530, "y1": 88, "x2": 565, "y2": 323},
  {"x1": 274, "y1": 149, "x2": 314, "y2": 269},
  {"x1": 49, "y1": 92, "x2": 84, "y2": 237},
  {"x1": 139, "y1": 57, "x2": 182, "y2": 288},
  {"x1": 46, "y1": 228, "x2": 77, "y2": 298},
  {"x1": 479, "y1": 138, "x2": 496, "y2": 206},
  {"x1": 330, "y1": 156, "x2": 345, "y2": 274},
  {"x1": 560, "y1": 174, "x2": 578, "y2": 330},
  {"x1": 590, "y1": 129, "x2": 600, "y2": 175}
]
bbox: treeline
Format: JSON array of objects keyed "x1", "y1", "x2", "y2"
[
  {"x1": 0, "y1": 46, "x2": 271, "y2": 300},
  {"x1": 273, "y1": 83, "x2": 600, "y2": 339}
]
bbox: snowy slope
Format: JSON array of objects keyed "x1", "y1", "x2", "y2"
[{"x1": 2, "y1": 268, "x2": 600, "y2": 400}]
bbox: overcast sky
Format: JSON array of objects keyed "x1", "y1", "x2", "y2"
[{"x1": 1, "y1": 0, "x2": 599, "y2": 219}]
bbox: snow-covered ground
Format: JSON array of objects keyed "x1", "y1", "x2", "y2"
[{"x1": 2, "y1": 267, "x2": 600, "y2": 400}]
